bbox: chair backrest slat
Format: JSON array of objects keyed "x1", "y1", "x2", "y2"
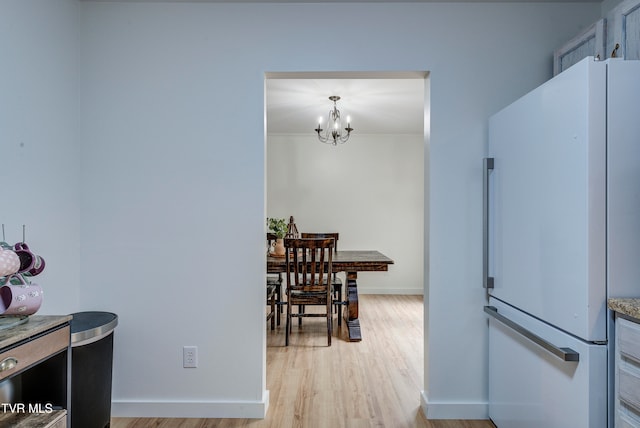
[{"x1": 284, "y1": 237, "x2": 334, "y2": 293}]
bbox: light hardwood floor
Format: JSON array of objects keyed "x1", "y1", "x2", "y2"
[{"x1": 111, "y1": 295, "x2": 495, "y2": 428}]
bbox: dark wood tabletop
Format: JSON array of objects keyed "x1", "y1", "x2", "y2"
[
  {"x1": 267, "y1": 250, "x2": 394, "y2": 273},
  {"x1": 267, "y1": 250, "x2": 394, "y2": 341}
]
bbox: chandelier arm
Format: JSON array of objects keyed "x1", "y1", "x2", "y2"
[
  {"x1": 325, "y1": 107, "x2": 337, "y2": 142},
  {"x1": 317, "y1": 132, "x2": 329, "y2": 143}
]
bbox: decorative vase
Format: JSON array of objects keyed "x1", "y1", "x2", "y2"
[{"x1": 274, "y1": 238, "x2": 285, "y2": 257}]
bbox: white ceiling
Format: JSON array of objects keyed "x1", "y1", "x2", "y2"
[{"x1": 266, "y1": 73, "x2": 426, "y2": 136}]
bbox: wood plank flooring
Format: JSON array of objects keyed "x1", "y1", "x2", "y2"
[{"x1": 111, "y1": 295, "x2": 494, "y2": 428}]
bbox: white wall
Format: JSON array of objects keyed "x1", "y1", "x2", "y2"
[
  {"x1": 267, "y1": 133, "x2": 424, "y2": 295},
  {"x1": 0, "y1": 1, "x2": 81, "y2": 313},
  {"x1": 78, "y1": 1, "x2": 600, "y2": 419},
  {"x1": 3, "y1": 0, "x2": 601, "y2": 420}
]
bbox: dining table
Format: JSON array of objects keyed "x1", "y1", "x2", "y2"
[{"x1": 267, "y1": 250, "x2": 394, "y2": 342}]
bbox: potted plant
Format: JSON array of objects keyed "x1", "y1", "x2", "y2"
[{"x1": 267, "y1": 217, "x2": 288, "y2": 257}]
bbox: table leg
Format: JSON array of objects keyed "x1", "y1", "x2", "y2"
[{"x1": 343, "y1": 272, "x2": 361, "y2": 341}]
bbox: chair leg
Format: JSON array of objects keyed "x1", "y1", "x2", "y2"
[
  {"x1": 276, "y1": 284, "x2": 282, "y2": 326},
  {"x1": 331, "y1": 285, "x2": 342, "y2": 327},
  {"x1": 285, "y1": 299, "x2": 291, "y2": 346},
  {"x1": 270, "y1": 293, "x2": 276, "y2": 330},
  {"x1": 327, "y1": 303, "x2": 332, "y2": 346},
  {"x1": 337, "y1": 287, "x2": 342, "y2": 327},
  {"x1": 298, "y1": 305, "x2": 304, "y2": 326}
]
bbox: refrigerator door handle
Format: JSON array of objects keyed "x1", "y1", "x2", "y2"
[
  {"x1": 483, "y1": 157, "x2": 494, "y2": 289},
  {"x1": 484, "y1": 305, "x2": 580, "y2": 362}
]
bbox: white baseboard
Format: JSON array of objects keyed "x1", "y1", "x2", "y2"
[
  {"x1": 112, "y1": 390, "x2": 270, "y2": 419},
  {"x1": 420, "y1": 390, "x2": 488, "y2": 420},
  {"x1": 358, "y1": 288, "x2": 424, "y2": 295}
]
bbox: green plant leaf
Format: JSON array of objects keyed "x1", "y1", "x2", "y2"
[{"x1": 267, "y1": 217, "x2": 288, "y2": 238}]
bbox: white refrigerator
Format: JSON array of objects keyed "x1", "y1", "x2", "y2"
[{"x1": 484, "y1": 57, "x2": 640, "y2": 428}]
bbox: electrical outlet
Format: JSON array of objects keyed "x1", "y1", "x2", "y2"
[{"x1": 183, "y1": 346, "x2": 198, "y2": 368}]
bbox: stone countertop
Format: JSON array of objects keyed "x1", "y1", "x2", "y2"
[
  {"x1": 0, "y1": 315, "x2": 71, "y2": 350},
  {"x1": 608, "y1": 298, "x2": 640, "y2": 321}
]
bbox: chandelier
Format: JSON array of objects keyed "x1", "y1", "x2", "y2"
[{"x1": 314, "y1": 96, "x2": 353, "y2": 146}]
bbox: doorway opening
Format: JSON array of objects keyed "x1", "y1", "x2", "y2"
[{"x1": 263, "y1": 68, "x2": 431, "y2": 404}]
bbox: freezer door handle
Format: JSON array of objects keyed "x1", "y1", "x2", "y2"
[
  {"x1": 483, "y1": 157, "x2": 494, "y2": 289},
  {"x1": 484, "y1": 305, "x2": 580, "y2": 362}
]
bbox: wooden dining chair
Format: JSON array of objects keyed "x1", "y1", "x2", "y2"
[
  {"x1": 266, "y1": 233, "x2": 283, "y2": 326},
  {"x1": 300, "y1": 232, "x2": 343, "y2": 326},
  {"x1": 284, "y1": 237, "x2": 335, "y2": 346}
]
